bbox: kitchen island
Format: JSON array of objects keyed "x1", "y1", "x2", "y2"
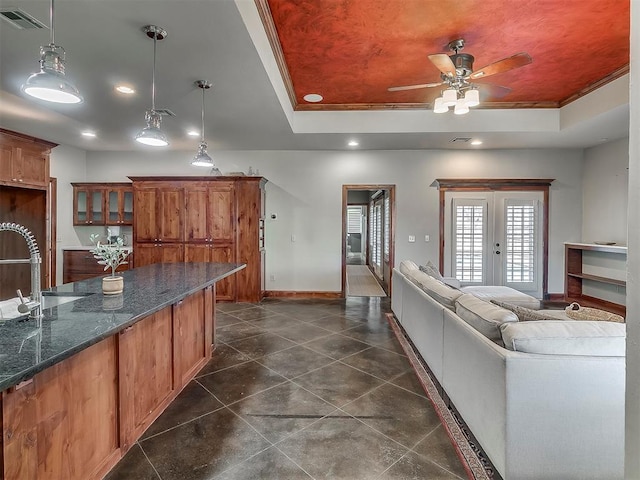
[{"x1": 0, "y1": 262, "x2": 244, "y2": 480}]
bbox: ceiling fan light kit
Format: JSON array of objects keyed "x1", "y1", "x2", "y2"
[
  {"x1": 388, "y1": 38, "x2": 532, "y2": 115},
  {"x1": 22, "y1": 0, "x2": 82, "y2": 104},
  {"x1": 135, "y1": 25, "x2": 169, "y2": 147}
]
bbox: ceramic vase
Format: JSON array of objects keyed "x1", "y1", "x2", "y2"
[{"x1": 102, "y1": 276, "x2": 124, "y2": 295}]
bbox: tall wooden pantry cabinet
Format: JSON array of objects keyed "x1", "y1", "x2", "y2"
[{"x1": 129, "y1": 176, "x2": 266, "y2": 302}]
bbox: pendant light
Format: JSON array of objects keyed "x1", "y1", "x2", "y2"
[
  {"x1": 135, "y1": 25, "x2": 169, "y2": 147},
  {"x1": 22, "y1": 0, "x2": 82, "y2": 104},
  {"x1": 191, "y1": 80, "x2": 220, "y2": 173}
]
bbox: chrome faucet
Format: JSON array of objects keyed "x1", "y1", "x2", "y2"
[{"x1": 0, "y1": 222, "x2": 42, "y2": 319}]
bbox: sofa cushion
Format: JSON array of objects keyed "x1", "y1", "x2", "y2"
[
  {"x1": 490, "y1": 300, "x2": 557, "y2": 321},
  {"x1": 500, "y1": 321, "x2": 626, "y2": 356},
  {"x1": 399, "y1": 260, "x2": 419, "y2": 276},
  {"x1": 454, "y1": 293, "x2": 519, "y2": 345},
  {"x1": 460, "y1": 285, "x2": 540, "y2": 309},
  {"x1": 406, "y1": 270, "x2": 463, "y2": 310}
]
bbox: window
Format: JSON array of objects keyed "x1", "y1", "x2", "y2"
[
  {"x1": 347, "y1": 206, "x2": 362, "y2": 234},
  {"x1": 384, "y1": 194, "x2": 390, "y2": 258},
  {"x1": 454, "y1": 204, "x2": 484, "y2": 283},
  {"x1": 505, "y1": 203, "x2": 536, "y2": 283}
]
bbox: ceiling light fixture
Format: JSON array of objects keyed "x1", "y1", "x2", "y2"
[
  {"x1": 135, "y1": 25, "x2": 169, "y2": 147},
  {"x1": 471, "y1": 139, "x2": 483, "y2": 146},
  {"x1": 81, "y1": 131, "x2": 96, "y2": 138},
  {"x1": 21, "y1": 0, "x2": 82, "y2": 104},
  {"x1": 187, "y1": 130, "x2": 200, "y2": 137},
  {"x1": 303, "y1": 93, "x2": 323, "y2": 103},
  {"x1": 115, "y1": 85, "x2": 135, "y2": 95},
  {"x1": 348, "y1": 140, "x2": 359, "y2": 147},
  {"x1": 191, "y1": 80, "x2": 220, "y2": 173}
]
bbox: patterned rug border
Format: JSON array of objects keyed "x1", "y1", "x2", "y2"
[{"x1": 385, "y1": 313, "x2": 492, "y2": 480}]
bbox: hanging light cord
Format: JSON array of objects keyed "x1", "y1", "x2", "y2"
[
  {"x1": 49, "y1": 0, "x2": 55, "y2": 45},
  {"x1": 201, "y1": 86, "x2": 206, "y2": 142},
  {"x1": 151, "y1": 32, "x2": 157, "y2": 111}
]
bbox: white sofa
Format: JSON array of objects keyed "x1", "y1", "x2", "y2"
[{"x1": 392, "y1": 263, "x2": 625, "y2": 480}]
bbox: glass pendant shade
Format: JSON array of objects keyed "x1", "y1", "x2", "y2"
[
  {"x1": 22, "y1": 0, "x2": 82, "y2": 104},
  {"x1": 135, "y1": 110, "x2": 168, "y2": 146},
  {"x1": 454, "y1": 98, "x2": 470, "y2": 115},
  {"x1": 433, "y1": 96, "x2": 448, "y2": 113},
  {"x1": 442, "y1": 88, "x2": 458, "y2": 107},
  {"x1": 464, "y1": 89, "x2": 480, "y2": 107}
]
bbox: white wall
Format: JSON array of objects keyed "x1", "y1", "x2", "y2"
[
  {"x1": 49, "y1": 144, "x2": 87, "y2": 284},
  {"x1": 582, "y1": 137, "x2": 629, "y2": 244},
  {"x1": 626, "y1": 0, "x2": 640, "y2": 475},
  {"x1": 82, "y1": 148, "x2": 583, "y2": 294}
]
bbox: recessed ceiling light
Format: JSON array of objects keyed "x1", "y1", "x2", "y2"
[
  {"x1": 303, "y1": 93, "x2": 323, "y2": 103},
  {"x1": 81, "y1": 131, "x2": 96, "y2": 138},
  {"x1": 348, "y1": 140, "x2": 359, "y2": 147},
  {"x1": 115, "y1": 85, "x2": 135, "y2": 94},
  {"x1": 470, "y1": 140, "x2": 483, "y2": 146},
  {"x1": 187, "y1": 130, "x2": 200, "y2": 137}
]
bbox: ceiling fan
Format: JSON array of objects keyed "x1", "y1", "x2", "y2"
[{"x1": 388, "y1": 39, "x2": 532, "y2": 113}]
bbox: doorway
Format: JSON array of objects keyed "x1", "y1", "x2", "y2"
[
  {"x1": 342, "y1": 185, "x2": 395, "y2": 297},
  {"x1": 436, "y1": 178, "x2": 553, "y2": 299}
]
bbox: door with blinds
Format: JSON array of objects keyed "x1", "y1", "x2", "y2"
[{"x1": 443, "y1": 191, "x2": 543, "y2": 297}]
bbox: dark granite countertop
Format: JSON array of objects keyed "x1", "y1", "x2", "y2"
[{"x1": 0, "y1": 262, "x2": 245, "y2": 391}]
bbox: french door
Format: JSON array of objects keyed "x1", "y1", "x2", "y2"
[{"x1": 443, "y1": 191, "x2": 543, "y2": 298}]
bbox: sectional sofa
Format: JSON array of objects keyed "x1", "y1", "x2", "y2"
[{"x1": 391, "y1": 261, "x2": 625, "y2": 480}]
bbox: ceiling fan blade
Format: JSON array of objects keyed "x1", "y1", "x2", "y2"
[
  {"x1": 428, "y1": 53, "x2": 456, "y2": 77},
  {"x1": 476, "y1": 83, "x2": 511, "y2": 98},
  {"x1": 388, "y1": 81, "x2": 443, "y2": 92},
  {"x1": 470, "y1": 53, "x2": 532, "y2": 79}
]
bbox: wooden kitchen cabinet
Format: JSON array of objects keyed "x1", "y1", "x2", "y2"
[
  {"x1": 133, "y1": 243, "x2": 183, "y2": 268},
  {"x1": 118, "y1": 306, "x2": 173, "y2": 451},
  {"x1": 173, "y1": 289, "x2": 208, "y2": 388},
  {"x1": 134, "y1": 185, "x2": 184, "y2": 243},
  {"x1": 72, "y1": 184, "x2": 106, "y2": 226},
  {"x1": 184, "y1": 243, "x2": 235, "y2": 301},
  {"x1": 72, "y1": 183, "x2": 134, "y2": 226},
  {"x1": 106, "y1": 184, "x2": 134, "y2": 225},
  {"x1": 131, "y1": 176, "x2": 265, "y2": 302},
  {"x1": 184, "y1": 182, "x2": 234, "y2": 243},
  {"x1": 2, "y1": 337, "x2": 119, "y2": 480},
  {"x1": 0, "y1": 129, "x2": 53, "y2": 189},
  {"x1": 63, "y1": 249, "x2": 132, "y2": 284}
]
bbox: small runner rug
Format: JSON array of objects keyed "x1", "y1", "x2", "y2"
[
  {"x1": 346, "y1": 265, "x2": 387, "y2": 297},
  {"x1": 386, "y1": 313, "x2": 496, "y2": 480}
]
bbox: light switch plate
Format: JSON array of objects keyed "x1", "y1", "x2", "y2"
[{"x1": 425, "y1": 235, "x2": 430, "y2": 242}]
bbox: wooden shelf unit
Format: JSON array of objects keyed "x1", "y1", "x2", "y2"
[{"x1": 564, "y1": 242, "x2": 627, "y2": 316}]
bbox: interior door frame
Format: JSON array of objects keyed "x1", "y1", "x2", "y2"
[
  {"x1": 434, "y1": 178, "x2": 554, "y2": 299},
  {"x1": 341, "y1": 184, "x2": 396, "y2": 297}
]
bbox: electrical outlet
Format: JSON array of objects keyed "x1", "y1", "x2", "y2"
[
  {"x1": 408, "y1": 235, "x2": 416, "y2": 243},
  {"x1": 425, "y1": 235, "x2": 430, "y2": 242},
  {"x1": 270, "y1": 274, "x2": 276, "y2": 281},
  {"x1": 291, "y1": 234, "x2": 296, "y2": 242}
]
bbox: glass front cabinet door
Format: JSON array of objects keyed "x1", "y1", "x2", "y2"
[{"x1": 73, "y1": 184, "x2": 106, "y2": 226}]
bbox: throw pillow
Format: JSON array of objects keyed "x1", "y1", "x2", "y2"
[
  {"x1": 419, "y1": 260, "x2": 444, "y2": 281},
  {"x1": 490, "y1": 299, "x2": 555, "y2": 321}
]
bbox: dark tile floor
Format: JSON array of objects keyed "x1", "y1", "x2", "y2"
[{"x1": 106, "y1": 297, "x2": 469, "y2": 480}]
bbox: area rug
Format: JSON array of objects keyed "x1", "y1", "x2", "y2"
[
  {"x1": 346, "y1": 265, "x2": 387, "y2": 297},
  {"x1": 386, "y1": 313, "x2": 496, "y2": 480}
]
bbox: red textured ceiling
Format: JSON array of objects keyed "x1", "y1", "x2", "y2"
[{"x1": 264, "y1": 0, "x2": 630, "y2": 109}]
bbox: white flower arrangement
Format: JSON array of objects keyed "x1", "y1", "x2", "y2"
[{"x1": 89, "y1": 230, "x2": 130, "y2": 277}]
